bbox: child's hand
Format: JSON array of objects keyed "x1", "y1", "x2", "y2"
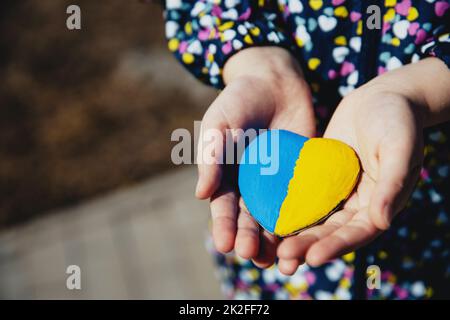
[
  {"x1": 277, "y1": 58, "x2": 450, "y2": 274},
  {"x1": 197, "y1": 47, "x2": 316, "y2": 267}
]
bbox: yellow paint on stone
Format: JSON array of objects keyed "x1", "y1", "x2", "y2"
[{"x1": 274, "y1": 138, "x2": 360, "y2": 236}]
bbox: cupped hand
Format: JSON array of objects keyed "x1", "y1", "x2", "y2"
[
  {"x1": 277, "y1": 66, "x2": 429, "y2": 274},
  {"x1": 197, "y1": 47, "x2": 316, "y2": 267}
]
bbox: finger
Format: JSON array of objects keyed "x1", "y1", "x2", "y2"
[
  {"x1": 234, "y1": 199, "x2": 260, "y2": 260},
  {"x1": 277, "y1": 208, "x2": 354, "y2": 260},
  {"x1": 196, "y1": 83, "x2": 273, "y2": 199},
  {"x1": 252, "y1": 230, "x2": 280, "y2": 269},
  {"x1": 210, "y1": 188, "x2": 238, "y2": 253},
  {"x1": 306, "y1": 209, "x2": 381, "y2": 267},
  {"x1": 278, "y1": 258, "x2": 301, "y2": 276},
  {"x1": 369, "y1": 141, "x2": 422, "y2": 230},
  {"x1": 196, "y1": 107, "x2": 227, "y2": 199},
  {"x1": 277, "y1": 227, "x2": 333, "y2": 261}
]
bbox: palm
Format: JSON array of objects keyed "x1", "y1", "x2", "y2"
[
  {"x1": 276, "y1": 90, "x2": 424, "y2": 274},
  {"x1": 198, "y1": 76, "x2": 315, "y2": 267}
]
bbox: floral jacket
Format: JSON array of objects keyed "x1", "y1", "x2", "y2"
[
  {"x1": 163, "y1": 0, "x2": 450, "y2": 299},
  {"x1": 164, "y1": 0, "x2": 449, "y2": 92}
]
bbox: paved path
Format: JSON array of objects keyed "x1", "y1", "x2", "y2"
[{"x1": 0, "y1": 168, "x2": 223, "y2": 299}]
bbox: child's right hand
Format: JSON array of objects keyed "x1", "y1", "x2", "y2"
[{"x1": 196, "y1": 47, "x2": 316, "y2": 267}]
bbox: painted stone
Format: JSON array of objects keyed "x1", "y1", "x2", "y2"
[{"x1": 238, "y1": 129, "x2": 360, "y2": 237}]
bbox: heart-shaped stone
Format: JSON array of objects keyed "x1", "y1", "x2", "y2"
[{"x1": 238, "y1": 130, "x2": 360, "y2": 237}]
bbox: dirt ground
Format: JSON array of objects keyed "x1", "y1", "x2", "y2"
[{"x1": 0, "y1": 0, "x2": 216, "y2": 227}]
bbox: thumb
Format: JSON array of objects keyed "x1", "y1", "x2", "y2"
[
  {"x1": 369, "y1": 142, "x2": 422, "y2": 230},
  {"x1": 195, "y1": 108, "x2": 226, "y2": 199},
  {"x1": 195, "y1": 80, "x2": 276, "y2": 199}
]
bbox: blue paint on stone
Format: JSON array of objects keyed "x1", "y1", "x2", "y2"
[{"x1": 238, "y1": 130, "x2": 308, "y2": 233}]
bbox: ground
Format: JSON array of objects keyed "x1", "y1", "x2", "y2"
[
  {"x1": 0, "y1": 0, "x2": 216, "y2": 227},
  {"x1": 0, "y1": 168, "x2": 223, "y2": 299}
]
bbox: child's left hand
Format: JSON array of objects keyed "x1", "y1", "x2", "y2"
[{"x1": 277, "y1": 58, "x2": 450, "y2": 274}]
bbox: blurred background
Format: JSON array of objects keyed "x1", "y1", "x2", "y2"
[{"x1": 0, "y1": 0, "x2": 222, "y2": 298}]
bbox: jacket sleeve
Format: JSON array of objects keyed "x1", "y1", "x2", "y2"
[
  {"x1": 419, "y1": 9, "x2": 450, "y2": 68},
  {"x1": 164, "y1": 0, "x2": 292, "y2": 88}
]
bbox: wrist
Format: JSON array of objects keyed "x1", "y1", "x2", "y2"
[
  {"x1": 223, "y1": 47, "x2": 312, "y2": 112},
  {"x1": 363, "y1": 69, "x2": 429, "y2": 126},
  {"x1": 367, "y1": 58, "x2": 450, "y2": 127},
  {"x1": 223, "y1": 46, "x2": 305, "y2": 86}
]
